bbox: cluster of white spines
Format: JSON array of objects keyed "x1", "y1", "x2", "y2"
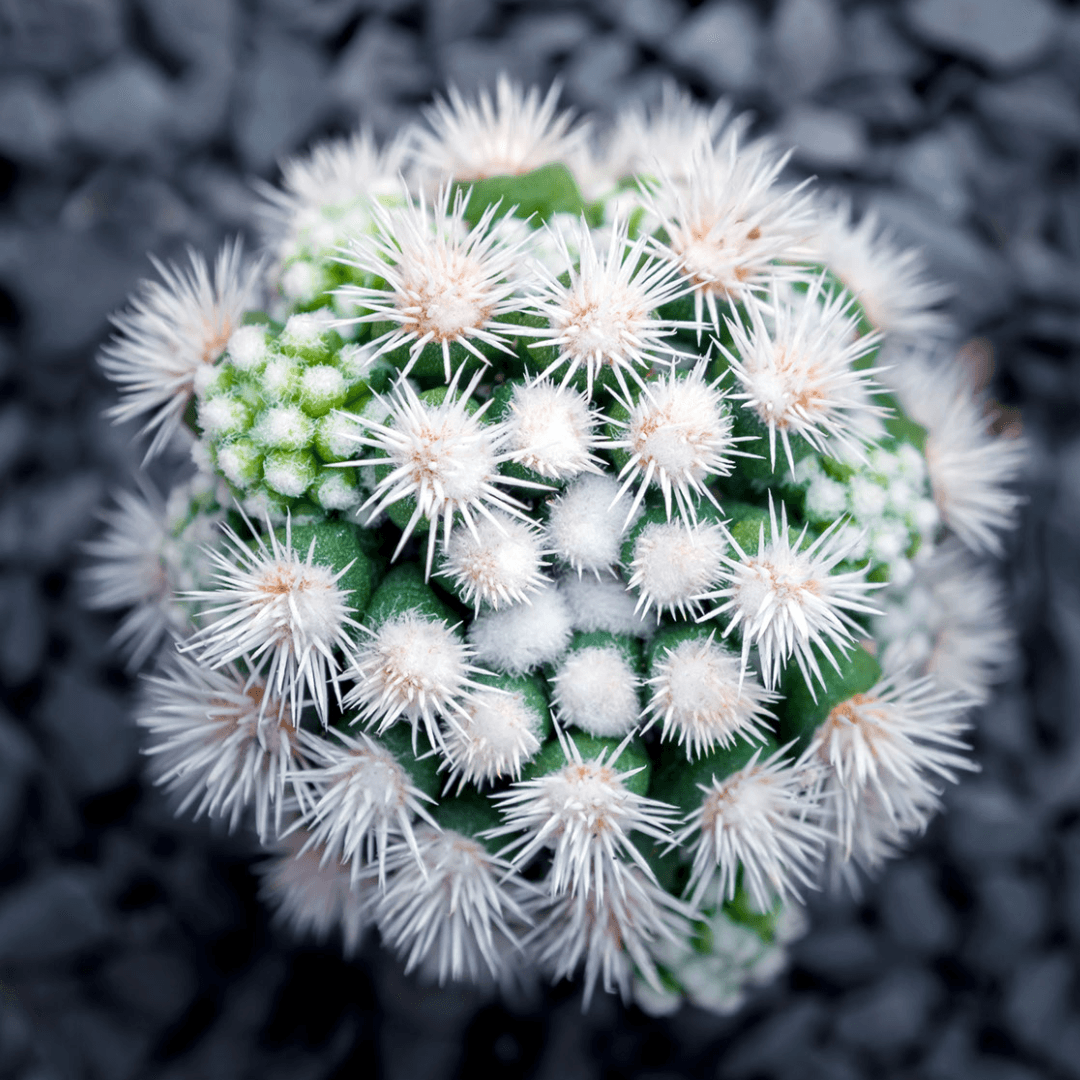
[
  {"x1": 807, "y1": 675, "x2": 978, "y2": 881},
  {"x1": 343, "y1": 610, "x2": 487, "y2": 753},
  {"x1": 643, "y1": 634, "x2": 776, "y2": 759},
  {"x1": 674, "y1": 744, "x2": 828, "y2": 912},
  {"x1": 181, "y1": 515, "x2": 363, "y2": 724},
  {"x1": 490, "y1": 734, "x2": 677, "y2": 902},
  {"x1": 701, "y1": 498, "x2": 882, "y2": 694},
  {"x1": 89, "y1": 76, "x2": 1024, "y2": 1011}
]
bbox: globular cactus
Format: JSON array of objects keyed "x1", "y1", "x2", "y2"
[{"x1": 87, "y1": 78, "x2": 1024, "y2": 1012}]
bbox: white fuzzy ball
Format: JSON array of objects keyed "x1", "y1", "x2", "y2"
[
  {"x1": 628, "y1": 520, "x2": 726, "y2": 620},
  {"x1": 441, "y1": 684, "x2": 545, "y2": 788},
  {"x1": 545, "y1": 474, "x2": 636, "y2": 576},
  {"x1": 558, "y1": 574, "x2": 652, "y2": 638},
  {"x1": 503, "y1": 381, "x2": 598, "y2": 479},
  {"x1": 444, "y1": 512, "x2": 548, "y2": 611},
  {"x1": 468, "y1": 583, "x2": 574, "y2": 674},
  {"x1": 551, "y1": 645, "x2": 640, "y2": 737},
  {"x1": 227, "y1": 325, "x2": 268, "y2": 371}
]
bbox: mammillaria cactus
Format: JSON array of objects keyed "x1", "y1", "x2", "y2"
[{"x1": 86, "y1": 78, "x2": 1024, "y2": 1013}]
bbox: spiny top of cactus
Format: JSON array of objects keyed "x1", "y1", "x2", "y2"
[{"x1": 88, "y1": 77, "x2": 1024, "y2": 1013}]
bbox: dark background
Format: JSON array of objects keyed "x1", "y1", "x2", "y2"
[{"x1": 1, "y1": 1, "x2": 1078, "y2": 1077}]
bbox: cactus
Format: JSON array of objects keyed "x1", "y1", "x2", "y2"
[{"x1": 87, "y1": 78, "x2": 1023, "y2": 1013}]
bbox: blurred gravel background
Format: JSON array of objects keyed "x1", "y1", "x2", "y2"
[{"x1": 0, "y1": 0, "x2": 1077, "y2": 1077}]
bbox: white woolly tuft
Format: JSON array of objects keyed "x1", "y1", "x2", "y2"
[
  {"x1": 550, "y1": 645, "x2": 641, "y2": 738},
  {"x1": 375, "y1": 825, "x2": 533, "y2": 985},
  {"x1": 545, "y1": 473, "x2": 639, "y2": 577},
  {"x1": 256, "y1": 126, "x2": 407, "y2": 258},
  {"x1": 557, "y1": 574, "x2": 652, "y2": 638},
  {"x1": 440, "y1": 683, "x2": 545, "y2": 792},
  {"x1": 467, "y1": 582, "x2": 575, "y2": 674},
  {"x1": 887, "y1": 351, "x2": 1025, "y2": 557},
  {"x1": 82, "y1": 482, "x2": 211, "y2": 669},
  {"x1": 414, "y1": 75, "x2": 586, "y2": 183},
  {"x1": 642, "y1": 129, "x2": 814, "y2": 325},
  {"x1": 628, "y1": 519, "x2": 727, "y2": 621},
  {"x1": 502, "y1": 380, "x2": 603, "y2": 480},
  {"x1": 226, "y1": 324, "x2": 268, "y2": 371},
  {"x1": 643, "y1": 635, "x2": 776, "y2": 759},
  {"x1": 811, "y1": 196, "x2": 954, "y2": 342},
  {"x1": 443, "y1": 511, "x2": 550, "y2": 612},
  {"x1": 335, "y1": 185, "x2": 530, "y2": 382},
  {"x1": 673, "y1": 745, "x2": 828, "y2": 912},
  {"x1": 875, "y1": 540, "x2": 1015, "y2": 703},
  {"x1": 344, "y1": 612, "x2": 485, "y2": 753},
  {"x1": 100, "y1": 239, "x2": 262, "y2": 461}
]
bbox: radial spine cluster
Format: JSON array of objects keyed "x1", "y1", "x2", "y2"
[{"x1": 91, "y1": 78, "x2": 1023, "y2": 1014}]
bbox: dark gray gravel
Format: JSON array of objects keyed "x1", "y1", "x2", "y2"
[{"x1": 1, "y1": 1, "x2": 1077, "y2": 1077}]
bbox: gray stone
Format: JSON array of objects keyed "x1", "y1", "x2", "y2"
[
  {"x1": 233, "y1": 29, "x2": 330, "y2": 174},
  {"x1": 867, "y1": 190, "x2": 1013, "y2": 326},
  {"x1": 966, "y1": 872, "x2": 1049, "y2": 973},
  {"x1": 894, "y1": 126, "x2": 974, "y2": 221},
  {"x1": 600, "y1": 0, "x2": 683, "y2": 45},
  {"x1": 169, "y1": 66, "x2": 234, "y2": 146},
  {"x1": 332, "y1": 20, "x2": 429, "y2": 134},
  {"x1": 36, "y1": 667, "x2": 138, "y2": 797},
  {"x1": 0, "y1": 78, "x2": 65, "y2": 165},
  {"x1": 771, "y1": 0, "x2": 843, "y2": 97},
  {"x1": 778, "y1": 105, "x2": 868, "y2": 170},
  {"x1": 978, "y1": 690, "x2": 1033, "y2": 759},
  {"x1": 1003, "y1": 952, "x2": 1074, "y2": 1052},
  {"x1": 878, "y1": 860, "x2": 956, "y2": 955},
  {"x1": 183, "y1": 162, "x2": 263, "y2": 233},
  {"x1": 65, "y1": 59, "x2": 173, "y2": 159},
  {"x1": 666, "y1": 1, "x2": 763, "y2": 93},
  {"x1": 427, "y1": 0, "x2": 496, "y2": 46},
  {"x1": 141, "y1": 0, "x2": 237, "y2": 65},
  {"x1": 977, "y1": 76, "x2": 1080, "y2": 144},
  {"x1": 944, "y1": 781, "x2": 1043, "y2": 862},
  {"x1": 833, "y1": 968, "x2": 940, "y2": 1055},
  {"x1": 442, "y1": 39, "x2": 543, "y2": 97},
  {"x1": 0, "y1": 573, "x2": 47, "y2": 688},
  {"x1": 60, "y1": 1006, "x2": 152, "y2": 1080},
  {"x1": 0, "y1": 402, "x2": 29, "y2": 476},
  {"x1": 0, "y1": 708, "x2": 38, "y2": 854},
  {"x1": 1, "y1": 223, "x2": 160, "y2": 357},
  {"x1": 0, "y1": 868, "x2": 109, "y2": 964},
  {"x1": 565, "y1": 34, "x2": 637, "y2": 113},
  {"x1": 16, "y1": 473, "x2": 105, "y2": 567},
  {"x1": 719, "y1": 1000, "x2": 825, "y2": 1076},
  {"x1": 100, "y1": 948, "x2": 198, "y2": 1026},
  {"x1": 0, "y1": 0, "x2": 123, "y2": 77},
  {"x1": 848, "y1": 8, "x2": 926, "y2": 78},
  {"x1": 507, "y1": 9, "x2": 592, "y2": 70},
  {"x1": 1010, "y1": 236, "x2": 1080, "y2": 306},
  {"x1": 790, "y1": 924, "x2": 882, "y2": 985},
  {"x1": 841, "y1": 78, "x2": 924, "y2": 129},
  {"x1": 905, "y1": 0, "x2": 1057, "y2": 71}
]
